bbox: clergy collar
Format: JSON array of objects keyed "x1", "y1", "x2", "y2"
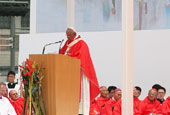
[
  {"x1": 157, "y1": 98, "x2": 165, "y2": 104},
  {"x1": 112, "y1": 97, "x2": 117, "y2": 101},
  {"x1": 9, "y1": 83, "x2": 14, "y2": 85},
  {"x1": 7, "y1": 82, "x2": 17, "y2": 89}
]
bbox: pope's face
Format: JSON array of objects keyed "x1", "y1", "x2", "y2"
[{"x1": 66, "y1": 29, "x2": 76, "y2": 42}]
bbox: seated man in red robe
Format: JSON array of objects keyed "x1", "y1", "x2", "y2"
[
  {"x1": 60, "y1": 27, "x2": 99, "y2": 115},
  {"x1": 136, "y1": 88, "x2": 162, "y2": 115},
  {"x1": 113, "y1": 86, "x2": 142, "y2": 115},
  {"x1": 95, "y1": 86, "x2": 109, "y2": 115},
  {"x1": 105, "y1": 88, "x2": 122, "y2": 115},
  {"x1": 133, "y1": 86, "x2": 142, "y2": 114},
  {"x1": 108, "y1": 86, "x2": 117, "y2": 99},
  {"x1": 9, "y1": 90, "x2": 24, "y2": 115},
  {"x1": 157, "y1": 87, "x2": 166, "y2": 104}
]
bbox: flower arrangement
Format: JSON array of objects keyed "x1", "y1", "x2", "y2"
[{"x1": 19, "y1": 59, "x2": 46, "y2": 115}]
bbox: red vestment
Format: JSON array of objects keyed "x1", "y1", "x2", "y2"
[
  {"x1": 10, "y1": 97, "x2": 24, "y2": 115},
  {"x1": 113, "y1": 99, "x2": 121, "y2": 115},
  {"x1": 161, "y1": 97, "x2": 170, "y2": 115},
  {"x1": 136, "y1": 96, "x2": 162, "y2": 115},
  {"x1": 133, "y1": 97, "x2": 141, "y2": 114},
  {"x1": 113, "y1": 97, "x2": 141, "y2": 115},
  {"x1": 95, "y1": 96, "x2": 109, "y2": 115},
  {"x1": 105, "y1": 98, "x2": 117, "y2": 115},
  {"x1": 60, "y1": 35, "x2": 99, "y2": 101},
  {"x1": 89, "y1": 99, "x2": 101, "y2": 115}
]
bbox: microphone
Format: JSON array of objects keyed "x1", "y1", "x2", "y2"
[{"x1": 42, "y1": 40, "x2": 64, "y2": 54}]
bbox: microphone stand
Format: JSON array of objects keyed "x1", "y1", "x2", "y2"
[
  {"x1": 42, "y1": 40, "x2": 63, "y2": 54},
  {"x1": 59, "y1": 39, "x2": 64, "y2": 53}
]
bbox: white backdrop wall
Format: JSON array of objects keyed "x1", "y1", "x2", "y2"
[
  {"x1": 134, "y1": 30, "x2": 170, "y2": 99},
  {"x1": 19, "y1": 30, "x2": 170, "y2": 99},
  {"x1": 19, "y1": 31, "x2": 122, "y2": 88}
]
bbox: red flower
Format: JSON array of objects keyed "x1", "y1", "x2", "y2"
[
  {"x1": 24, "y1": 80, "x2": 27, "y2": 85},
  {"x1": 19, "y1": 59, "x2": 36, "y2": 80}
]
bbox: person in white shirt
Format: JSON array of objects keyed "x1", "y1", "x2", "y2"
[
  {"x1": 6, "y1": 71, "x2": 20, "y2": 96},
  {"x1": 0, "y1": 82, "x2": 16, "y2": 115}
]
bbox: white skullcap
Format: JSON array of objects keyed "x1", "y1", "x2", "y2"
[{"x1": 67, "y1": 27, "x2": 76, "y2": 32}]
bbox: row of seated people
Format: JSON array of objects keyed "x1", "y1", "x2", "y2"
[
  {"x1": 1, "y1": 70, "x2": 169, "y2": 115},
  {"x1": 90, "y1": 84, "x2": 170, "y2": 115},
  {"x1": 0, "y1": 82, "x2": 24, "y2": 115}
]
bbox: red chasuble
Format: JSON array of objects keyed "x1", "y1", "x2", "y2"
[
  {"x1": 89, "y1": 99, "x2": 101, "y2": 115},
  {"x1": 113, "y1": 97, "x2": 141, "y2": 115},
  {"x1": 96, "y1": 96, "x2": 109, "y2": 115},
  {"x1": 60, "y1": 35, "x2": 99, "y2": 102},
  {"x1": 10, "y1": 97, "x2": 24, "y2": 115},
  {"x1": 162, "y1": 96, "x2": 170, "y2": 115},
  {"x1": 113, "y1": 99, "x2": 121, "y2": 115},
  {"x1": 105, "y1": 98, "x2": 117, "y2": 115},
  {"x1": 133, "y1": 97, "x2": 141, "y2": 114},
  {"x1": 136, "y1": 96, "x2": 162, "y2": 115}
]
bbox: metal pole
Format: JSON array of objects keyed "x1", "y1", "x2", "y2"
[
  {"x1": 10, "y1": 16, "x2": 15, "y2": 71},
  {"x1": 122, "y1": 0, "x2": 134, "y2": 114}
]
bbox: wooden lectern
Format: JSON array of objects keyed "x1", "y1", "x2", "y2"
[{"x1": 29, "y1": 54, "x2": 80, "y2": 115}]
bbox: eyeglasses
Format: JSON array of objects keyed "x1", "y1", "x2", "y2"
[
  {"x1": 110, "y1": 91, "x2": 115, "y2": 93},
  {"x1": 12, "y1": 93, "x2": 17, "y2": 96},
  {"x1": 0, "y1": 90, "x2": 7, "y2": 93}
]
